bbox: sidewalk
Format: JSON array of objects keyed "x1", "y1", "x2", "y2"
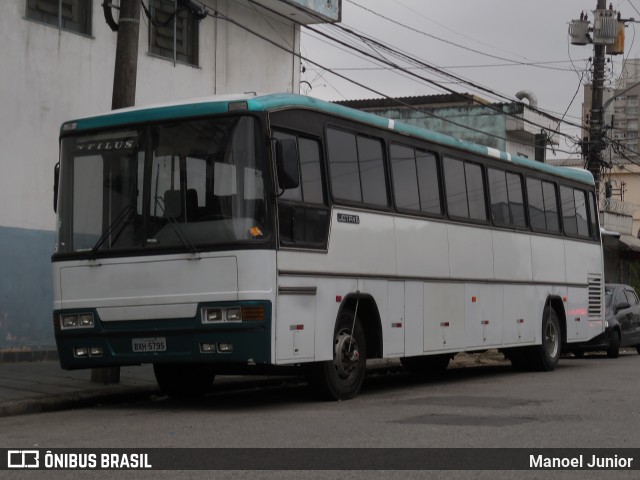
[
  {"x1": 0, "y1": 360, "x2": 160, "y2": 418},
  {"x1": 0, "y1": 351, "x2": 509, "y2": 418}
]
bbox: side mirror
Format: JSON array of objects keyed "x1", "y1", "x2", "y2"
[
  {"x1": 53, "y1": 162, "x2": 60, "y2": 213},
  {"x1": 275, "y1": 139, "x2": 300, "y2": 190},
  {"x1": 615, "y1": 301, "x2": 631, "y2": 313}
]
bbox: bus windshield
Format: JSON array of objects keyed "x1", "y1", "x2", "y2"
[{"x1": 56, "y1": 116, "x2": 268, "y2": 255}]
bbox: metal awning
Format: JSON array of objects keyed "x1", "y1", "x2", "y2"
[{"x1": 618, "y1": 234, "x2": 640, "y2": 252}]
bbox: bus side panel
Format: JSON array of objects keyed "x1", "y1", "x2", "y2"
[
  {"x1": 394, "y1": 217, "x2": 450, "y2": 278},
  {"x1": 275, "y1": 277, "x2": 317, "y2": 362},
  {"x1": 531, "y1": 236, "x2": 566, "y2": 284},
  {"x1": 448, "y1": 224, "x2": 493, "y2": 280},
  {"x1": 465, "y1": 284, "x2": 503, "y2": 348},
  {"x1": 423, "y1": 282, "x2": 466, "y2": 353},
  {"x1": 404, "y1": 281, "x2": 424, "y2": 357},
  {"x1": 564, "y1": 240, "x2": 602, "y2": 342},
  {"x1": 564, "y1": 240, "x2": 602, "y2": 284},
  {"x1": 502, "y1": 284, "x2": 536, "y2": 345},
  {"x1": 492, "y1": 230, "x2": 533, "y2": 282}
]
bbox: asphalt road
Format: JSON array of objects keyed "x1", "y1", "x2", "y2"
[{"x1": 2, "y1": 351, "x2": 639, "y2": 480}]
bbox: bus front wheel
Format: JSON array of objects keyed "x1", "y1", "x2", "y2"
[
  {"x1": 309, "y1": 310, "x2": 367, "y2": 401},
  {"x1": 153, "y1": 363, "x2": 216, "y2": 398}
]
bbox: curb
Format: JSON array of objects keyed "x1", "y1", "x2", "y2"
[
  {"x1": 0, "y1": 349, "x2": 59, "y2": 364},
  {"x1": 0, "y1": 353, "x2": 510, "y2": 418},
  {"x1": 0, "y1": 385, "x2": 159, "y2": 418}
]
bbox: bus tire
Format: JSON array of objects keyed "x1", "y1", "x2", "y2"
[
  {"x1": 400, "y1": 354, "x2": 451, "y2": 374},
  {"x1": 309, "y1": 310, "x2": 367, "y2": 401},
  {"x1": 153, "y1": 363, "x2": 216, "y2": 398},
  {"x1": 530, "y1": 305, "x2": 562, "y2": 371}
]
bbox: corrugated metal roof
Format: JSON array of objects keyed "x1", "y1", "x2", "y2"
[{"x1": 333, "y1": 93, "x2": 487, "y2": 109}]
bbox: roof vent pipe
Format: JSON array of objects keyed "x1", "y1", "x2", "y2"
[{"x1": 515, "y1": 90, "x2": 538, "y2": 109}]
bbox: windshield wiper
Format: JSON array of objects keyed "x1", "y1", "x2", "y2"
[
  {"x1": 91, "y1": 203, "x2": 135, "y2": 255},
  {"x1": 90, "y1": 203, "x2": 136, "y2": 256},
  {"x1": 153, "y1": 196, "x2": 199, "y2": 255}
]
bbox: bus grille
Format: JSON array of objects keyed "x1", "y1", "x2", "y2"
[{"x1": 588, "y1": 273, "x2": 603, "y2": 320}]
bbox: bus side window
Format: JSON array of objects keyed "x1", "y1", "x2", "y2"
[
  {"x1": 526, "y1": 178, "x2": 559, "y2": 233},
  {"x1": 274, "y1": 131, "x2": 329, "y2": 249},
  {"x1": 560, "y1": 186, "x2": 578, "y2": 236},
  {"x1": 588, "y1": 191, "x2": 599, "y2": 239},
  {"x1": 489, "y1": 169, "x2": 526, "y2": 228},
  {"x1": 390, "y1": 144, "x2": 441, "y2": 216},
  {"x1": 574, "y1": 189, "x2": 589, "y2": 237},
  {"x1": 327, "y1": 128, "x2": 388, "y2": 208},
  {"x1": 444, "y1": 157, "x2": 487, "y2": 222}
]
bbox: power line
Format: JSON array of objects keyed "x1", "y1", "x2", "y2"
[
  {"x1": 247, "y1": 0, "x2": 586, "y2": 136},
  {"x1": 304, "y1": 21, "x2": 586, "y2": 135},
  {"x1": 345, "y1": 0, "x2": 578, "y2": 73},
  {"x1": 313, "y1": 59, "x2": 591, "y2": 71},
  {"x1": 208, "y1": 8, "x2": 580, "y2": 155}
]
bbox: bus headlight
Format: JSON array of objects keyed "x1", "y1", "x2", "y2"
[
  {"x1": 226, "y1": 307, "x2": 242, "y2": 322},
  {"x1": 61, "y1": 313, "x2": 95, "y2": 330},
  {"x1": 202, "y1": 308, "x2": 223, "y2": 323},
  {"x1": 201, "y1": 305, "x2": 265, "y2": 323}
]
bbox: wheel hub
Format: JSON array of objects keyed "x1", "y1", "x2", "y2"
[
  {"x1": 334, "y1": 331, "x2": 360, "y2": 379},
  {"x1": 544, "y1": 321, "x2": 559, "y2": 358}
]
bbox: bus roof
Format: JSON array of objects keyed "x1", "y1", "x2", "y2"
[{"x1": 63, "y1": 93, "x2": 593, "y2": 186}]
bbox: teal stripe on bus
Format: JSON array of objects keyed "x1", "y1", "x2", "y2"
[{"x1": 64, "y1": 93, "x2": 594, "y2": 186}]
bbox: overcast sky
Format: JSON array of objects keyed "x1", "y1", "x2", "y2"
[{"x1": 299, "y1": 0, "x2": 640, "y2": 155}]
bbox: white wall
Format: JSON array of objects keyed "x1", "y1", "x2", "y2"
[
  {"x1": 0, "y1": 0, "x2": 300, "y2": 232},
  {"x1": 0, "y1": 0, "x2": 301, "y2": 347}
]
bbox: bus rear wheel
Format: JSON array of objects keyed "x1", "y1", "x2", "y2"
[
  {"x1": 153, "y1": 363, "x2": 216, "y2": 398},
  {"x1": 309, "y1": 310, "x2": 367, "y2": 401},
  {"x1": 508, "y1": 306, "x2": 561, "y2": 371},
  {"x1": 528, "y1": 305, "x2": 562, "y2": 371}
]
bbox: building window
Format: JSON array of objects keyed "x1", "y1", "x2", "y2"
[
  {"x1": 148, "y1": 0, "x2": 199, "y2": 66},
  {"x1": 26, "y1": 0, "x2": 92, "y2": 35}
]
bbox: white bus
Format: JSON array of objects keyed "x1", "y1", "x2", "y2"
[{"x1": 52, "y1": 93, "x2": 604, "y2": 400}]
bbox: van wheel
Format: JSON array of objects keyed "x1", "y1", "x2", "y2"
[
  {"x1": 153, "y1": 363, "x2": 216, "y2": 398},
  {"x1": 310, "y1": 310, "x2": 367, "y2": 401},
  {"x1": 607, "y1": 330, "x2": 620, "y2": 358}
]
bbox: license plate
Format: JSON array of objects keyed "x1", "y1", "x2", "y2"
[{"x1": 132, "y1": 337, "x2": 167, "y2": 353}]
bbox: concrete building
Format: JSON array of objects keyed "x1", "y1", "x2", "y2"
[
  {"x1": 335, "y1": 92, "x2": 560, "y2": 161},
  {"x1": 0, "y1": 0, "x2": 340, "y2": 349}
]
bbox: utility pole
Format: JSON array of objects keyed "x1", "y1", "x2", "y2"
[
  {"x1": 91, "y1": 0, "x2": 141, "y2": 385},
  {"x1": 110, "y1": 0, "x2": 141, "y2": 110},
  {"x1": 570, "y1": 2, "x2": 626, "y2": 197},
  {"x1": 587, "y1": 0, "x2": 608, "y2": 197}
]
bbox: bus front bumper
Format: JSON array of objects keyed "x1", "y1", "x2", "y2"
[{"x1": 53, "y1": 301, "x2": 272, "y2": 370}]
